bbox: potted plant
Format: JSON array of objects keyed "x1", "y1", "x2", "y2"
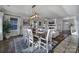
[{"x1": 3, "y1": 20, "x2": 11, "y2": 40}]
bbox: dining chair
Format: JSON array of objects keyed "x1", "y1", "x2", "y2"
[
  {"x1": 14, "y1": 36, "x2": 28, "y2": 53},
  {"x1": 39, "y1": 29, "x2": 52, "y2": 53},
  {"x1": 27, "y1": 29, "x2": 40, "y2": 53},
  {"x1": 14, "y1": 27, "x2": 33, "y2": 53}
]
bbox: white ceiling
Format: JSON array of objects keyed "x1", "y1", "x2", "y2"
[{"x1": 0, "y1": 5, "x2": 78, "y2": 18}]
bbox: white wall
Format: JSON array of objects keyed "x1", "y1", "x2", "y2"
[
  {"x1": 72, "y1": 16, "x2": 78, "y2": 36},
  {"x1": 0, "y1": 12, "x2": 3, "y2": 41},
  {"x1": 56, "y1": 18, "x2": 63, "y2": 32}
]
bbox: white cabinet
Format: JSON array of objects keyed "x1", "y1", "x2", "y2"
[{"x1": 47, "y1": 19, "x2": 57, "y2": 31}]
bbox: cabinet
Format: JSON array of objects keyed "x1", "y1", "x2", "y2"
[{"x1": 47, "y1": 19, "x2": 57, "y2": 31}]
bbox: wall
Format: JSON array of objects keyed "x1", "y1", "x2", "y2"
[
  {"x1": 56, "y1": 18, "x2": 63, "y2": 32},
  {"x1": 63, "y1": 16, "x2": 78, "y2": 36},
  {"x1": 0, "y1": 12, "x2": 3, "y2": 41},
  {"x1": 76, "y1": 16, "x2": 79, "y2": 50},
  {"x1": 70, "y1": 17, "x2": 78, "y2": 36}
]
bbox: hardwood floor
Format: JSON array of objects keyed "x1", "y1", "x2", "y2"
[
  {"x1": 0, "y1": 32, "x2": 69, "y2": 53},
  {"x1": 0, "y1": 35, "x2": 23, "y2": 53},
  {"x1": 0, "y1": 39, "x2": 14, "y2": 53}
]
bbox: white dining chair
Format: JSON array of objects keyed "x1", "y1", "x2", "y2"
[
  {"x1": 39, "y1": 29, "x2": 52, "y2": 53},
  {"x1": 14, "y1": 37, "x2": 28, "y2": 53}
]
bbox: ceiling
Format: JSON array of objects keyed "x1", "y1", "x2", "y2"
[{"x1": 0, "y1": 5, "x2": 78, "y2": 18}]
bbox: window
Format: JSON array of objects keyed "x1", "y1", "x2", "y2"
[{"x1": 10, "y1": 18, "x2": 18, "y2": 30}]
